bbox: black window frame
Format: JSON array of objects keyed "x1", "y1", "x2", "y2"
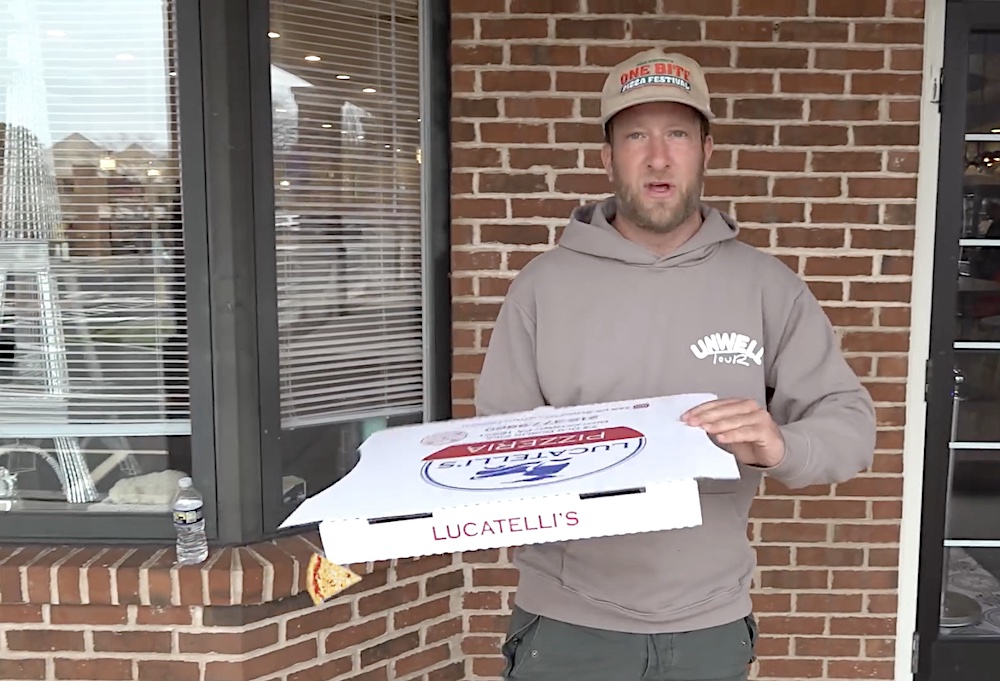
[
  {"x1": 915, "y1": 0, "x2": 1000, "y2": 678},
  {"x1": 0, "y1": 0, "x2": 452, "y2": 546}
]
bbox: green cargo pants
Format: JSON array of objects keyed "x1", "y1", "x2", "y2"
[{"x1": 501, "y1": 606, "x2": 758, "y2": 681}]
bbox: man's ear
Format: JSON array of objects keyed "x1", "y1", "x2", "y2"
[
  {"x1": 601, "y1": 142, "x2": 613, "y2": 180},
  {"x1": 703, "y1": 134, "x2": 714, "y2": 170}
]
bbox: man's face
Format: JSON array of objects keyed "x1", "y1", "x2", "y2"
[{"x1": 601, "y1": 101, "x2": 713, "y2": 235}]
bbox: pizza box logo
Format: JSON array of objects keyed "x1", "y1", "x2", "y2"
[{"x1": 420, "y1": 426, "x2": 646, "y2": 491}]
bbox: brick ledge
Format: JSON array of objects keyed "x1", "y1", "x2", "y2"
[{"x1": 0, "y1": 530, "x2": 377, "y2": 607}]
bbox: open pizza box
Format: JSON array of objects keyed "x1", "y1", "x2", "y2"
[{"x1": 281, "y1": 392, "x2": 742, "y2": 573}]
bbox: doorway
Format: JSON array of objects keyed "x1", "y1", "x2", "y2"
[{"x1": 915, "y1": 1, "x2": 1000, "y2": 678}]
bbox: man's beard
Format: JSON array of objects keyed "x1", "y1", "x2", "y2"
[{"x1": 612, "y1": 163, "x2": 704, "y2": 235}]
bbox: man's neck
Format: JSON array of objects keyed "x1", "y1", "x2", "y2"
[{"x1": 612, "y1": 207, "x2": 704, "y2": 257}]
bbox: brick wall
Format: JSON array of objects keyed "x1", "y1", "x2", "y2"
[
  {"x1": 449, "y1": 0, "x2": 923, "y2": 679},
  {"x1": 0, "y1": 536, "x2": 465, "y2": 681}
]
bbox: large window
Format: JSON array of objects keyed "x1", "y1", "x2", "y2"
[
  {"x1": 0, "y1": 0, "x2": 449, "y2": 544},
  {"x1": 0, "y1": 0, "x2": 190, "y2": 515},
  {"x1": 268, "y1": 0, "x2": 428, "y2": 521}
]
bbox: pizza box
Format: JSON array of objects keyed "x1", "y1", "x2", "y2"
[{"x1": 280, "y1": 392, "x2": 741, "y2": 565}]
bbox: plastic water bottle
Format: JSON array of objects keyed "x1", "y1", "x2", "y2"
[{"x1": 172, "y1": 477, "x2": 208, "y2": 565}]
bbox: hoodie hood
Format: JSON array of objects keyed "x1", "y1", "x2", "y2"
[{"x1": 558, "y1": 196, "x2": 739, "y2": 268}]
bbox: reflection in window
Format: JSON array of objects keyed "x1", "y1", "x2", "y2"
[
  {"x1": 269, "y1": 0, "x2": 424, "y2": 514},
  {"x1": 940, "y1": 30, "x2": 1000, "y2": 635},
  {"x1": 0, "y1": 0, "x2": 189, "y2": 514}
]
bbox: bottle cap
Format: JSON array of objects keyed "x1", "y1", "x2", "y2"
[{"x1": 178, "y1": 476, "x2": 193, "y2": 488}]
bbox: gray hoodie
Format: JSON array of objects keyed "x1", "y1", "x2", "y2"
[{"x1": 474, "y1": 197, "x2": 876, "y2": 634}]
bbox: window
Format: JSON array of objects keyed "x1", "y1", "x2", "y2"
[
  {"x1": 268, "y1": 0, "x2": 427, "y2": 518},
  {"x1": 0, "y1": 0, "x2": 190, "y2": 514},
  {"x1": 0, "y1": 0, "x2": 449, "y2": 543}
]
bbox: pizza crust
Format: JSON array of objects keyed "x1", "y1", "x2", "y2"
[{"x1": 306, "y1": 553, "x2": 362, "y2": 606}]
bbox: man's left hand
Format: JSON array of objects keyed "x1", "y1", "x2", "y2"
[{"x1": 681, "y1": 398, "x2": 785, "y2": 468}]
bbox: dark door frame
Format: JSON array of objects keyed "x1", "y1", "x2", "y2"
[{"x1": 916, "y1": 1, "x2": 1000, "y2": 678}]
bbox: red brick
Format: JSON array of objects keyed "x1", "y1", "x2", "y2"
[
  {"x1": 0, "y1": 659, "x2": 46, "y2": 680},
  {"x1": 480, "y1": 19, "x2": 548, "y2": 40},
  {"x1": 853, "y1": 73, "x2": 922, "y2": 96},
  {"x1": 830, "y1": 617, "x2": 896, "y2": 636},
  {"x1": 660, "y1": 0, "x2": 733, "y2": 14},
  {"x1": 588, "y1": 0, "x2": 657, "y2": 11},
  {"x1": 773, "y1": 177, "x2": 841, "y2": 198},
  {"x1": 816, "y1": 0, "x2": 887, "y2": 16},
  {"x1": 733, "y1": 98, "x2": 804, "y2": 120},
  {"x1": 737, "y1": 47, "x2": 809, "y2": 69},
  {"x1": 778, "y1": 21, "x2": 850, "y2": 42},
  {"x1": 706, "y1": 19, "x2": 774, "y2": 41},
  {"x1": 760, "y1": 570, "x2": 830, "y2": 589},
  {"x1": 736, "y1": 202, "x2": 804, "y2": 224},
  {"x1": 779, "y1": 125, "x2": 849, "y2": 146},
  {"x1": 815, "y1": 48, "x2": 884, "y2": 70},
  {"x1": 93, "y1": 630, "x2": 172, "y2": 653},
  {"x1": 797, "y1": 593, "x2": 863, "y2": 612},
  {"x1": 509, "y1": 0, "x2": 580, "y2": 13},
  {"x1": 706, "y1": 72, "x2": 775, "y2": 94},
  {"x1": 813, "y1": 151, "x2": 882, "y2": 173},
  {"x1": 136, "y1": 661, "x2": 201, "y2": 681},
  {"x1": 54, "y1": 659, "x2": 131, "y2": 680},
  {"x1": 810, "y1": 99, "x2": 880, "y2": 122},
  {"x1": 7, "y1": 630, "x2": 85, "y2": 652},
  {"x1": 797, "y1": 637, "x2": 860, "y2": 657},
  {"x1": 452, "y1": 44, "x2": 503, "y2": 66},
  {"x1": 781, "y1": 73, "x2": 846, "y2": 94},
  {"x1": 632, "y1": 19, "x2": 702, "y2": 41},
  {"x1": 737, "y1": 151, "x2": 806, "y2": 172},
  {"x1": 757, "y1": 658, "x2": 825, "y2": 678},
  {"x1": 482, "y1": 71, "x2": 550, "y2": 93},
  {"x1": 555, "y1": 18, "x2": 626, "y2": 39},
  {"x1": 856, "y1": 22, "x2": 924, "y2": 44},
  {"x1": 855, "y1": 124, "x2": 920, "y2": 147},
  {"x1": 797, "y1": 547, "x2": 865, "y2": 567},
  {"x1": 0, "y1": 604, "x2": 43, "y2": 622},
  {"x1": 739, "y1": 0, "x2": 808, "y2": 15},
  {"x1": 777, "y1": 228, "x2": 846, "y2": 248}
]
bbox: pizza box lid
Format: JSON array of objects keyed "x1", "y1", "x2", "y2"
[{"x1": 280, "y1": 392, "x2": 741, "y2": 564}]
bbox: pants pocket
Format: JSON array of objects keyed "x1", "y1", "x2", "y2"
[
  {"x1": 501, "y1": 607, "x2": 542, "y2": 680},
  {"x1": 743, "y1": 613, "x2": 759, "y2": 663}
]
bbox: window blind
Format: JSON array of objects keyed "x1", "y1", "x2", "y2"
[
  {"x1": 0, "y1": 0, "x2": 187, "y2": 438},
  {"x1": 269, "y1": 0, "x2": 424, "y2": 429}
]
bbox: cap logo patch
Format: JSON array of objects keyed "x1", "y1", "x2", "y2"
[{"x1": 619, "y1": 60, "x2": 692, "y2": 94}]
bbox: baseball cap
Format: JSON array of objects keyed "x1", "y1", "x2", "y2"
[{"x1": 600, "y1": 48, "x2": 714, "y2": 129}]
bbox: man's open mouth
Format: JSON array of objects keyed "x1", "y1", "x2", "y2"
[{"x1": 645, "y1": 182, "x2": 674, "y2": 196}]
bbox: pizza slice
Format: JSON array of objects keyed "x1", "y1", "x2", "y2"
[{"x1": 306, "y1": 553, "x2": 362, "y2": 606}]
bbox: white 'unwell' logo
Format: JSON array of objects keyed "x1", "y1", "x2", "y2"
[{"x1": 690, "y1": 332, "x2": 764, "y2": 367}]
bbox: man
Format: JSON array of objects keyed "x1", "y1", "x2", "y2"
[{"x1": 474, "y1": 49, "x2": 877, "y2": 681}]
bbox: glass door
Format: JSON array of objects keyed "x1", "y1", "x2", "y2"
[{"x1": 916, "y1": 2, "x2": 1000, "y2": 678}]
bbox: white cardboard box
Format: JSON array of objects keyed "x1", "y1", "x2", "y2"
[{"x1": 280, "y1": 392, "x2": 741, "y2": 565}]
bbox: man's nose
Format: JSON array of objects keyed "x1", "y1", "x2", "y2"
[{"x1": 646, "y1": 137, "x2": 671, "y2": 171}]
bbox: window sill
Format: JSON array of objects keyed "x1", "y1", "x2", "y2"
[{"x1": 0, "y1": 530, "x2": 378, "y2": 608}]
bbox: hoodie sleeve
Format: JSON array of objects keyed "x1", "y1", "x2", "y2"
[
  {"x1": 474, "y1": 292, "x2": 547, "y2": 417},
  {"x1": 761, "y1": 285, "x2": 877, "y2": 489}
]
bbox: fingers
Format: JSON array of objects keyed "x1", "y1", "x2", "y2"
[
  {"x1": 711, "y1": 424, "x2": 767, "y2": 445},
  {"x1": 682, "y1": 398, "x2": 763, "y2": 427},
  {"x1": 698, "y1": 412, "x2": 763, "y2": 437}
]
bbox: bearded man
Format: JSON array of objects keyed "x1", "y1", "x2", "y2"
[{"x1": 474, "y1": 49, "x2": 876, "y2": 681}]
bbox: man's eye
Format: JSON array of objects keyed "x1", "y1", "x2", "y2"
[
  {"x1": 670, "y1": 130, "x2": 688, "y2": 137},
  {"x1": 627, "y1": 132, "x2": 644, "y2": 139}
]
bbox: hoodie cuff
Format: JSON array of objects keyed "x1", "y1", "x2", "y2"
[{"x1": 759, "y1": 426, "x2": 812, "y2": 488}]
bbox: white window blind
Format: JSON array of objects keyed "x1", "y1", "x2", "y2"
[
  {"x1": 269, "y1": 0, "x2": 425, "y2": 429},
  {"x1": 0, "y1": 0, "x2": 187, "y2": 438}
]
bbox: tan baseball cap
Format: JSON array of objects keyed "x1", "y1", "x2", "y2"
[{"x1": 600, "y1": 48, "x2": 714, "y2": 128}]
